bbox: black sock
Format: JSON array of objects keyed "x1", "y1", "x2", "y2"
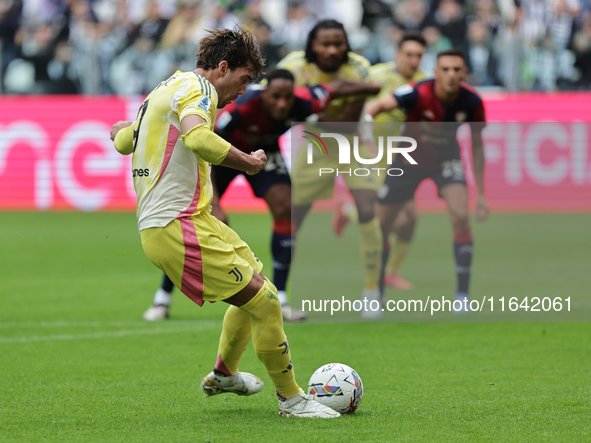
[
  {"x1": 161, "y1": 274, "x2": 174, "y2": 293},
  {"x1": 272, "y1": 232, "x2": 292, "y2": 292},
  {"x1": 453, "y1": 240, "x2": 473, "y2": 294}
]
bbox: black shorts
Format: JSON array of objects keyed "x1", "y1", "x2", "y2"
[
  {"x1": 378, "y1": 156, "x2": 467, "y2": 205},
  {"x1": 213, "y1": 151, "x2": 291, "y2": 198}
]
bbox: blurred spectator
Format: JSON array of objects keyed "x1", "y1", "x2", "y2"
[
  {"x1": 419, "y1": 25, "x2": 452, "y2": 73},
  {"x1": 110, "y1": 35, "x2": 159, "y2": 94},
  {"x1": 2, "y1": 0, "x2": 589, "y2": 94},
  {"x1": 11, "y1": 23, "x2": 57, "y2": 93},
  {"x1": 547, "y1": 0, "x2": 580, "y2": 51},
  {"x1": 0, "y1": 0, "x2": 23, "y2": 84},
  {"x1": 67, "y1": 0, "x2": 128, "y2": 94},
  {"x1": 46, "y1": 40, "x2": 79, "y2": 93},
  {"x1": 467, "y1": 0, "x2": 505, "y2": 36},
  {"x1": 270, "y1": 1, "x2": 315, "y2": 54},
  {"x1": 394, "y1": 0, "x2": 428, "y2": 31},
  {"x1": 426, "y1": 0, "x2": 467, "y2": 47},
  {"x1": 573, "y1": 12, "x2": 591, "y2": 88},
  {"x1": 244, "y1": 0, "x2": 282, "y2": 66},
  {"x1": 158, "y1": 0, "x2": 202, "y2": 50},
  {"x1": 129, "y1": 0, "x2": 170, "y2": 46},
  {"x1": 361, "y1": 0, "x2": 394, "y2": 32},
  {"x1": 519, "y1": 0, "x2": 548, "y2": 44},
  {"x1": 460, "y1": 20, "x2": 502, "y2": 86},
  {"x1": 495, "y1": 19, "x2": 529, "y2": 90}
]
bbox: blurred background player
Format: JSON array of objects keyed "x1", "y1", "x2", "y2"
[
  {"x1": 111, "y1": 26, "x2": 339, "y2": 419},
  {"x1": 278, "y1": 19, "x2": 383, "y2": 309},
  {"x1": 365, "y1": 48, "x2": 489, "y2": 310},
  {"x1": 332, "y1": 32, "x2": 428, "y2": 293},
  {"x1": 144, "y1": 69, "x2": 380, "y2": 322}
]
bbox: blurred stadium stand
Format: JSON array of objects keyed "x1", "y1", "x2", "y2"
[{"x1": 1, "y1": 0, "x2": 590, "y2": 94}]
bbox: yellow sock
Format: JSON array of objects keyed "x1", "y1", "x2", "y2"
[
  {"x1": 359, "y1": 217, "x2": 383, "y2": 290},
  {"x1": 240, "y1": 280, "x2": 300, "y2": 398},
  {"x1": 216, "y1": 305, "x2": 252, "y2": 375},
  {"x1": 386, "y1": 232, "x2": 410, "y2": 275}
]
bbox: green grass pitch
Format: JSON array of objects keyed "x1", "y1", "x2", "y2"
[{"x1": 0, "y1": 211, "x2": 589, "y2": 442}]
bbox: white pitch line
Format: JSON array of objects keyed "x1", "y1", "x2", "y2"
[
  {"x1": 0, "y1": 322, "x2": 219, "y2": 344},
  {"x1": 0, "y1": 320, "x2": 215, "y2": 329}
]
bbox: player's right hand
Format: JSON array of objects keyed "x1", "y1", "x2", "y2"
[
  {"x1": 476, "y1": 195, "x2": 490, "y2": 222},
  {"x1": 246, "y1": 149, "x2": 267, "y2": 175},
  {"x1": 110, "y1": 121, "x2": 133, "y2": 141}
]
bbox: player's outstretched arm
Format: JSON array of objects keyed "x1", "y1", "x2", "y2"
[
  {"x1": 327, "y1": 80, "x2": 381, "y2": 98},
  {"x1": 471, "y1": 126, "x2": 489, "y2": 222},
  {"x1": 110, "y1": 121, "x2": 135, "y2": 155},
  {"x1": 181, "y1": 114, "x2": 266, "y2": 175},
  {"x1": 365, "y1": 94, "x2": 398, "y2": 118}
]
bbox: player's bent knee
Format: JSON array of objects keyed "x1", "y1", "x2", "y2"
[
  {"x1": 357, "y1": 205, "x2": 375, "y2": 223},
  {"x1": 273, "y1": 203, "x2": 291, "y2": 222}
]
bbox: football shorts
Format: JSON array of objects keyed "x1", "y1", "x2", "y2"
[
  {"x1": 140, "y1": 211, "x2": 264, "y2": 306},
  {"x1": 378, "y1": 156, "x2": 467, "y2": 205}
]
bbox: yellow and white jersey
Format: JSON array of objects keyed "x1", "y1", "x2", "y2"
[
  {"x1": 277, "y1": 50, "x2": 370, "y2": 120},
  {"x1": 132, "y1": 70, "x2": 218, "y2": 231},
  {"x1": 369, "y1": 61, "x2": 427, "y2": 124}
]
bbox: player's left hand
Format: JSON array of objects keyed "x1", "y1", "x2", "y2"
[
  {"x1": 475, "y1": 195, "x2": 489, "y2": 222},
  {"x1": 110, "y1": 121, "x2": 133, "y2": 141}
]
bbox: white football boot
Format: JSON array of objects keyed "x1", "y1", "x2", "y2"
[
  {"x1": 454, "y1": 292, "x2": 471, "y2": 313},
  {"x1": 281, "y1": 305, "x2": 307, "y2": 322},
  {"x1": 143, "y1": 305, "x2": 169, "y2": 321},
  {"x1": 200, "y1": 371, "x2": 264, "y2": 397},
  {"x1": 278, "y1": 390, "x2": 340, "y2": 418},
  {"x1": 360, "y1": 288, "x2": 383, "y2": 319}
]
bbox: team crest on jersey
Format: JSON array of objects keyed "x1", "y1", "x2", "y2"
[
  {"x1": 395, "y1": 84, "x2": 414, "y2": 96},
  {"x1": 198, "y1": 96, "x2": 211, "y2": 112},
  {"x1": 456, "y1": 112, "x2": 467, "y2": 122}
]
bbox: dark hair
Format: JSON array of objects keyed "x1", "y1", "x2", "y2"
[
  {"x1": 399, "y1": 32, "x2": 427, "y2": 48},
  {"x1": 436, "y1": 48, "x2": 466, "y2": 62},
  {"x1": 265, "y1": 69, "x2": 295, "y2": 84},
  {"x1": 304, "y1": 19, "x2": 351, "y2": 64},
  {"x1": 196, "y1": 26, "x2": 265, "y2": 79}
]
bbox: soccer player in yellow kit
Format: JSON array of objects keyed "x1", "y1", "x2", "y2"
[
  {"x1": 110, "y1": 27, "x2": 339, "y2": 419},
  {"x1": 278, "y1": 19, "x2": 383, "y2": 312},
  {"x1": 332, "y1": 33, "x2": 428, "y2": 292}
]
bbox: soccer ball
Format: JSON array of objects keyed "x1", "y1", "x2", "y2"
[{"x1": 307, "y1": 363, "x2": 363, "y2": 413}]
